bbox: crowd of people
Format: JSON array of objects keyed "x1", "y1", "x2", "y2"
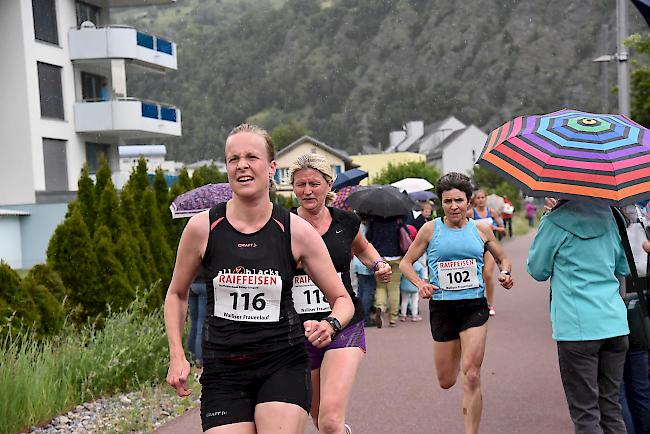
[{"x1": 164, "y1": 123, "x2": 650, "y2": 434}]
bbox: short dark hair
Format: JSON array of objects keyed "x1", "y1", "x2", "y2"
[{"x1": 436, "y1": 172, "x2": 474, "y2": 201}]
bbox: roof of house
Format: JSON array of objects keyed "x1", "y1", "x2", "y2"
[
  {"x1": 277, "y1": 135, "x2": 356, "y2": 166},
  {"x1": 0, "y1": 208, "x2": 31, "y2": 217},
  {"x1": 391, "y1": 116, "x2": 463, "y2": 153}
]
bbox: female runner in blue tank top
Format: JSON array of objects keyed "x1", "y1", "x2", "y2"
[
  {"x1": 164, "y1": 124, "x2": 355, "y2": 434},
  {"x1": 399, "y1": 172, "x2": 514, "y2": 434},
  {"x1": 289, "y1": 153, "x2": 392, "y2": 434}
]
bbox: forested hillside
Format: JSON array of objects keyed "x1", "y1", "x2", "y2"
[{"x1": 118, "y1": 0, "x2": 648, "y2": 161}]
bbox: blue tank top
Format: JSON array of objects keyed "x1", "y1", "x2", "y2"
[
  {"x1": 472, "y1": 208, "x2": 497, "y2": 229},
  {"x1": 427, "y1": 217, "x2": 485, "y2": 300}
]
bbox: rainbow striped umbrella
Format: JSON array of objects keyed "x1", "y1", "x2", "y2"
[{"x1": 477, "y1": 109, "x2": 650, "y2": 206}]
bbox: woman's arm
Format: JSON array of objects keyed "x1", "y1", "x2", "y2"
[
  {"x1": 164, "y1": 212, "x2": 208, "y2": 397},
  {"x1": 490, "y1": 208, "x2": 506, "y2": 233}
]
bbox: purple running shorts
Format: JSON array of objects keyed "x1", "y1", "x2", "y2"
[{"x1": 305, "y1": 320, "x2": 366, "y2": 370}]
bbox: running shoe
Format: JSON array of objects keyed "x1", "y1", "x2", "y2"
[
  {"x1": 345, "y1": 424, "x2": 352, "y2": 434},
  {"x1": 489, "y1": 305, "x2": 496, "y2": 316},
  {"x1": 399, "y1": 315, "x2": 407, "y2": 322},
  {"x1": 374, "y1": 307, "x2": 383, "y2": 328},
  {"x1": 410, "y1": 315, "x2": 422, "y2": 321}
]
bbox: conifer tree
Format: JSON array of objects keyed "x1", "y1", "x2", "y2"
[
  {"x1": 191, "y1": 170, "x2": 205, "y2": 189},
  {"x1": 21, "y1": 276, "x2": 64, "y2": 337},
  {"x1": 27, "y1": 264, "x2": 68, "y2": 301},
  {"x1": 46, "y1": 206, "x2": 101, "y2": 320},
  {"x1": 94, "y1": 155, "x2": 112, "y2": 212},
  {"x1": 77, "y1": 164, "x2": 96, "y2": 231},
  {"x1": 120, "y1": 189, "x2": 157, "y2": 286},
  {"x1": 177, "y1": 167, "x2": 194, "y2": 193},
  {"x1": 115, "y1": 232, "x2": 145, "y2": 291},
  {"x1": 124, "y1": 158, "x2": 150, "y2": 208},
  {"x1": 153, "y1": 168, "x2": 174, "y2": 250},
  {"x1": 168, "y1": 182, "x2": 188, "y2": 248},
  {"x1": 139, "y1": 189, "x2": 174, "y2": 294},
  {"x1": 96, "y1": 179, "x2": 127, "y2": 242},
  {"x1": 93, "y1": 225, "x2": 135, "y2": 312},
  {"x1": 0, "y1": 261, "x2": 40, "y2": 336}
]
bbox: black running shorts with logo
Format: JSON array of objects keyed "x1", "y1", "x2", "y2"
[
  {"x1": 200, "y1": 344, "x2": 311, "y2": 430},
  {"x1": 429, "y1": 298, "x2": 489, "y2": 342}
]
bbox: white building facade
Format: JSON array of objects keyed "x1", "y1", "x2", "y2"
[{"x1": 0, "y1": 0, "x2": 179, "y2": 268}]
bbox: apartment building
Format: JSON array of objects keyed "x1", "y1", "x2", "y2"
[{"x1": 0, "y1": 0, "x2": 180, "y2": 268}]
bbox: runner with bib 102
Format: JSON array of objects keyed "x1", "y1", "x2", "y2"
[{"x1": 400, "y1": 172, "x2": 513, "y2": 434}]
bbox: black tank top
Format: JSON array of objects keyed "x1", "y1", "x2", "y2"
[
  {"x1": 292, "y1": 207, "x2": 365, "y2": 325},
  {"x1": 201, "y1": 202, "x2": 304, "y2": 357}
]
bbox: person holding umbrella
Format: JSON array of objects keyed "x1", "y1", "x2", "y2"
[
  {"x1": 289, "y1": 152, "x2": 391, "y2": 434},
  {"x1": 399, "y1": 172, "x2": 513, "y2": 434},
  {"x1": 164, "y1": 124, "x2": 355, "y2": 434}
]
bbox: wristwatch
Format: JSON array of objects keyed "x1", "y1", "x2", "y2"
[{"x1": 323, "y1": 316, "x2": 342, "y2": 337}]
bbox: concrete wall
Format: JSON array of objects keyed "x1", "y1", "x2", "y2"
[
  {"x1": 11, "y1": 203, "x2": 68, "y2": 268},
  {"x1": 0, "y1": 217, "x2": 25, "y2": 269}
]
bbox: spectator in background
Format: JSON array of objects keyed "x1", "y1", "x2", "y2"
[
  {"x1": 525, "y1": 200, "x2": 537, "y2": 227},
  {"x1": 400, "y1": 260, "x2": 424, "y2": 322},
  {"x1": 528, "y1": 200, "x2": 630, "y2": 434},
  {"x1": 354, "y1": 215, "x2": 378, "y2": 327},
  {"x1": 502, "y1": 196, "x2": 514, "y2": 238},
  {"x1": 187, "y1": 268, "x2": 209, "y2": 368},
  {"x1": 367, "y1": 215, "x2": 403, "y2": 328}
]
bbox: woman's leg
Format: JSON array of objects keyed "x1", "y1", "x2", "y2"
[
  {"x1": 597, "y1": 336, "x2": 628, "y2": 434},
  {"x1": 254, "y1": 402, "x2": 308, "y2": 434},
  {"x1": 316, "y1": 348, "x2": 365, "y2": 434},
  {"x1": 410, "y1": 292, "x2": 420, "y2": 317},
  {"x1": 459, "y1": 324, "x2": 488, "y2": 434},
  {"x1": 433, "y1": 339, "x2": 462, "y2": 390},
  {"x1": 557, "y1": 340, "x2": 602, "y2": 434},
  {"x1": 386, "y1": 259, "x2": 402, "y2": 325},
  {"x1": 399, "y1": 292, "x2": 409, "y2": 318},
  {"x1": 624, "y1": 348, "x2": 650, "y2": 434}
]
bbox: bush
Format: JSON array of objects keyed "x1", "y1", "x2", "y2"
[{"x1": 0, "y1": 296, "x2": 168, "y2": 434}]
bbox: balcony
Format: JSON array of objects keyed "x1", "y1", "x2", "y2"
[
  {"x1": 69, "y1": 26, "x2": 177, "y2": 71},
  {"x1": 74, "y1": 98, "x2": 181, "y2": 139},
  {"x1": 83, "y1": 0, "x2": 176, "y2": 7}
]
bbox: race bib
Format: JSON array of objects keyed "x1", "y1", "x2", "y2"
[
  {"x1": 291, "y1": 273, "x2": 341, "y2": 314},
  {"x1": 213, "y1": 273, "x2": 282, "y2": 322},
  {"x1": 437, "y1": 259, "x2": 479, "y2": 291}
]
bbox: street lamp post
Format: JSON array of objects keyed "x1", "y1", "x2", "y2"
[{"x1": 592, "y1": 0, "x2": 630, "y2": 116}]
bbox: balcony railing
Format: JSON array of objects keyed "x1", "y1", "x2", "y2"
[
  {"x1": 74, "y1": 98, "x2": 181, "y2": 139},
  {"x1": 69, "y1": 25, "x2": 177, "y2": 70}
]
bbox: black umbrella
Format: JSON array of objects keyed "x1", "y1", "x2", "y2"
[
  {"x1": 347, "y1": 185, "x2": 414, "y2": 218},
  {"x1": 331, "y1": 168, "x2": 369, "y2": 192}
]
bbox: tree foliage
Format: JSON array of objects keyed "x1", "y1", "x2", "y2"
[
  {"x1": 471, "y1": 165, "x2": 522, "y2": 210},
  {"x1": 629, "y1": 33, "x2": 650, "y2": 127},
  {"x1": 371, "y1": 161, "x2": 441, "y2": 187}
]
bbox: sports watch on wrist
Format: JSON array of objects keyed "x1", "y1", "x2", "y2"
[{"x1": 323, "y1": 316, "x2": 342, "y2": 337}]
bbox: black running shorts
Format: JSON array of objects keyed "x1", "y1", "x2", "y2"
[
  {"x1": 200, "y1": 345, "x2": 311, "y2": 431},
  {"x1": 429, "y1": 298, "x2": 489, "y2": 342}
]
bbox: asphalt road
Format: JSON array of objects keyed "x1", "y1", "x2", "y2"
[{"x1": 155, "y1": 229, "x2": 574, "y2": 433}]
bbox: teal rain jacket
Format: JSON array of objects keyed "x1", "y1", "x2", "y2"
[{"x1": 527, "y1": 201, "x2": 630, "y2": 341}]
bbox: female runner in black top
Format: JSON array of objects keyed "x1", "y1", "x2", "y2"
[
  {"x1": 164, "y1": 124, "x2": 354, "y2": 434},
  {"x1": 289, "y1": 153, "x2": 391, "y2": 434}
]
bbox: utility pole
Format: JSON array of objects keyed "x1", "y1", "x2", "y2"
[{"x1": 617, "y1": 0, "x2": 631, "y2": 115}]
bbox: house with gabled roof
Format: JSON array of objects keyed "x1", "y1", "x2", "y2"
[
  {"x1": 386, "y1": 116, "x2": 487, "y2": 176},
  {"x1": 275, "y1": 135, "x2": 358, "y2": 195}
]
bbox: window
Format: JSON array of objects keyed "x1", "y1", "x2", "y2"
[
  {"x1": 76, "y1": 1, "x2": 100, "y2": 27},
  {"x1": 277, "y1": 168, "x2": 290, "y2": 184},
  {"x1": 37, "y1": 62, "x2": 64, "y2": 119},
  {"x1": 81, "y1": 72, "x2": 107, "y2": 101},
  {"x1": 85, "y1": 142, "x2": 109, "y2": 174},
  {"x1": 32, "y1": 0, "x2": 59, "y2": 44},
  {"x1": 43, "y1": 139, "x2": 68, "y2": 191}
]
